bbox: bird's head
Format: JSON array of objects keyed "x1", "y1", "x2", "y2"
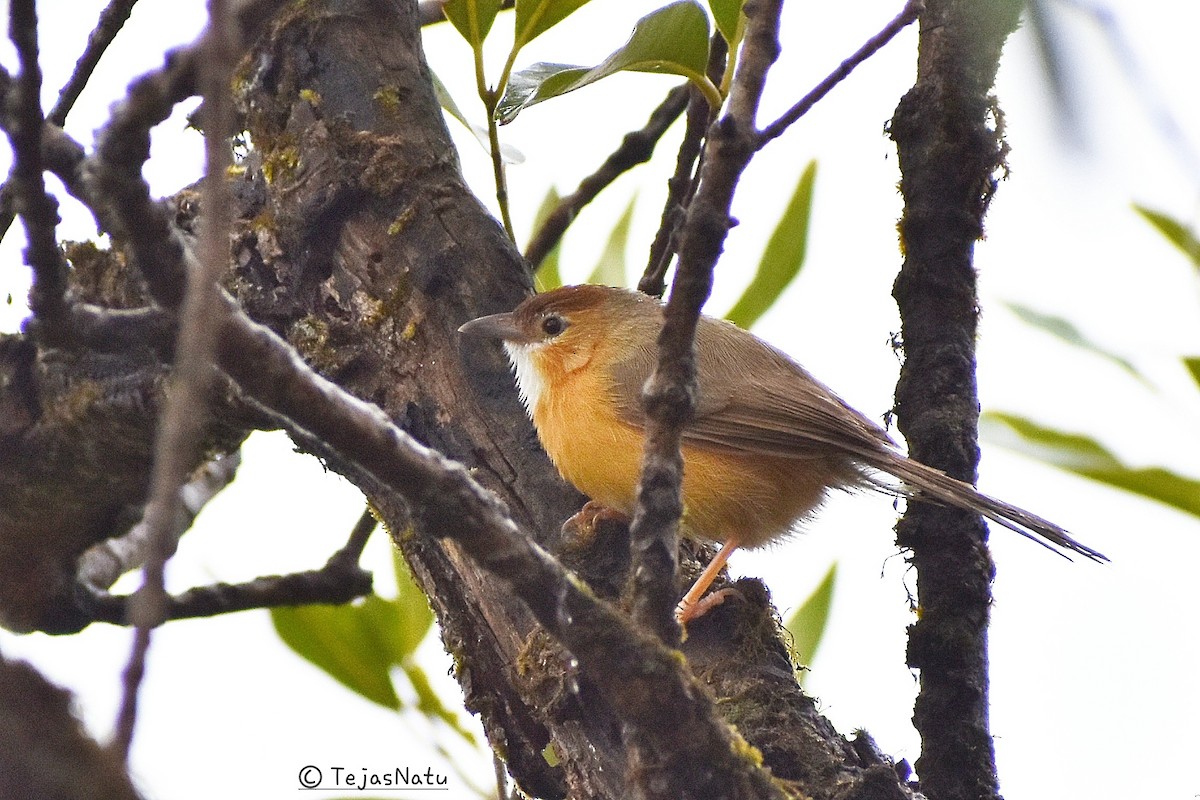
[{"x1": 459, "y1": 284, "x2": 658, "y2": 415}]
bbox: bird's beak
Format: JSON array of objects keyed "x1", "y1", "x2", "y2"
[{"x1": 458, "y1": 311, "x2": 524, "y2": 343}]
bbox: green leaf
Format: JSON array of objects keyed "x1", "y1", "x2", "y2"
[
  {"x1": 430, "y1": 68, "x2": 525, "y2": 164},
  {"x1": 724, "y1": 160, "x2": 817, "y2": 329},
  {"x1": 707, "y1": 0, "x2": 743, "y2": 45},
  {"x1": 443, "y1": 0, "x2": 502, "y2": 48},
  {"x1": 983, "y1": 412, "x2": 1200, "y2": 518},
  {"x1": 402, "y1": 663, "x2": 479, "y2": 745},
  {"x1": 1134, "y1": 204, "x2": 1200, "y2": 269},
  {"x1": 391, "y1": 548, "x2": 434, "y2": 656},
  {"x1": 496, "y1": 0, "x2": 716, "y2": 124},
  {"x1": 271, "y1": 601, "x2": 401, "y2": 710},
  {"x1": 784, "y1": 563, "x2": 837, "y2": 678},
  {"x1": 585, "y1": 195, "x2": 636, "y2": 287},
  {"x1": 1005, "y1": 302, "x2": 1144, "y2": 381},
  {"x1": 514, "y1": 0, "x2": 593, "y2": 48},
  {"x1": 531, "y1": 186, "x2": 564, "y2": 289},
  {"x1": 1184, "y1": 356, "x2": 1200, "y2": 390}
]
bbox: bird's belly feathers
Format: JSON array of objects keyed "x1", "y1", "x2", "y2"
[{"x1": 533, "y1": 382, "x2": 833, "y2": 548}]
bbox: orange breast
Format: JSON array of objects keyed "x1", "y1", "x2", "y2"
[{"x1": 531, "y1": 355, "x2": 836, "y2": 549}]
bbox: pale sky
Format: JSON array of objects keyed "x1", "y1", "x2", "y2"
[{"x1": 1, "y1": 2, "x2": 1198, "y2": 799}]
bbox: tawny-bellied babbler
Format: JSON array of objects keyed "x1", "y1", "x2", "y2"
[{"x1": 460, "y1": 284, "x2": 1106, "y2": 623}]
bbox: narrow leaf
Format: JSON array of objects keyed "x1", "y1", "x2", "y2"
[
  {"x1": 586, "y1": 195, "x2": 636, "y2": 287},
  {"x1": 272, "y1": 602, "x2": 401, "y2": 710},
  {"x1": 707, "y1": 0, "x2": 743, "y2": 45},
  {"x1": 1005, "y1": 302, "x2": 1144, "y2": 381},
  {"x1": 531, "y1": 186, "x2": 564, "y2": 289},
  {"x1": 497, "y1": 0, "x2": 713, "y2": 123},
  {"x1": 402, "y1": 664, "x2": 479, "y2": 745},
  {"x1": 1134, "y1": 204, "x2": 1200, "y2": 268},
  {"x1": 391, "y1": 548, "x2": 434, "y2": 657},
  {"x1": 430, "y1": 69, "x2": 525, "y2": 164},
  {"x1": 725, "y1": 160, "x2": 817, "y2": 329},
  {"x1": 784, "y1": 563, "x2": 837, "y2": 678},
  {"x1": 514, "y1": 0, "x2": 593, "y2": 48},
  {"x1": 983, "y1": 412, "x2": 1200, "y2": 518},
  {"x1": 443, "y1": 0, "x2": 502, "y2": 48}
]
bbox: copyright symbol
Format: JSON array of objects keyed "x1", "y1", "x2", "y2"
[{"x1": 298, "y1": 766, "x2": 322, "y2": 788}]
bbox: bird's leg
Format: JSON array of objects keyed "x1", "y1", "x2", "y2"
[{"x1": 676, "y1": 537, "x2": 741, "y2": 623}]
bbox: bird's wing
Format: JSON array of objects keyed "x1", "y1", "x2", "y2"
[{"x1": 610, "y1": 315, "x2": 896, "y2": 462}]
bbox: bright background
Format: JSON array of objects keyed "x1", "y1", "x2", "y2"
[{"x1": 1, "y1": 1, "x2": 1198, "y2": 798}]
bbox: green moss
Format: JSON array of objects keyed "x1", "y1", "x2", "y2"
[
  {"x1": 262, "y1": 138, "x2": 301, "y2": 185},
  {"x1": 287, "y1": 315, "x2": 340, "y2": 373},
  {"x1": 387, "y1": 206, "x2": 416, "y2": 236},
  {"x1": 373, "y1": 85, "x2": 401, "y2": 114}
]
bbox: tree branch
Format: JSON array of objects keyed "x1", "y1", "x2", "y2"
[
  {"x1": 6, "y1": 0, "x2": 70, "y2": 337},
  {"x1": 629, "y1": 0, "x2": 785, "y2": 642},
  {"x1": 78, "y1": 503, "x2": 375, "y2": 625},
  {"x1": 888, "y1": 1, "x2": 1023, "y2": 798},
  {"x1": 757, "y1": 0, "x2": 923, "y2": 149},
  {"x1": 523, "y1": 84, "x2": 689, "y2": 271}
]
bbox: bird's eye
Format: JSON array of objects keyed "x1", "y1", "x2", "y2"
[{"x1": 541, "y1": 314, "x2": 567, "y2": 337}]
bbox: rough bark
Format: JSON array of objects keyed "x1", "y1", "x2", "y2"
[{"x1": 889, "y1": 2, "x2": 1022, "y2": 799}]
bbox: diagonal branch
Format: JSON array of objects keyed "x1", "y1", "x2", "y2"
[
  {"x1": 523, "y1": 85, "x2": 689, "y2": 272},
  {"x1": 757, "y1": 0, "x2": 924, "y2": 149}
]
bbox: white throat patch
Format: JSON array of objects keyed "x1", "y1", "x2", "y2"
[{"x1": 502, "y1": 342, "x2": 546, "y2": 419}]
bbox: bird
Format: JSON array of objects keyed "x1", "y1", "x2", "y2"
[{"x1": 459, "y1": 284, "x2": 1107, "y2": 623}]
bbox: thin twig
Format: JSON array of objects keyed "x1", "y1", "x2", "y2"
[
  {"x1": 6, "y1": 0, "x2": 69, "y2": 337},
  {"x1": 639, "y1": 35, "x2": 727, "y2": 297},
  {"x1": 78, "y1": 506, "x2": 375, "y2": 626},
  {"x1": 523, "y1": 85, "x2": 689, "y2": 271},
  {"x1": 111, "y1": 0, "x2": 240, "y2": 761},
  {"x1": 757, "y1": 0, "x2": 923, "y2": 148},
  {"x1": 48, "y1": 0, "x2": 142, "y2": 127}
]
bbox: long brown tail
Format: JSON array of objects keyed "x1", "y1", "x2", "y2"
[{"x1": 872, "y1": 452, "x2": 1108, "y2": 562}]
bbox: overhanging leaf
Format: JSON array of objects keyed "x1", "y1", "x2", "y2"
[
  {"x1": 1134, "y1": 204, "x2": 1200, "y2": 269},
  {"x1": 443, "y1": 0, "x2": 502, "y2": 49},
  {"x1": 725, "y1": 160, "x2": 817, "y2": 329},
  {"x1": 497, "y1": 0, "x2": 715, "y2": 124},
  {"x1": 1005, "y1": 302, "x2": 1143, "y2": 381},
  {"x1": 272, "y1": 601, "x2": 401, "y2": 710},
  {"x1": 586, "y1": 194, "x2": 637, "y2": 287},
  {"x1": 514, "y1": 0, "x2": 593, "y2": 48},
  {"x1": 784, "y1": 562, "x2": 837, "y2": 680},
  {"x1": 983, "y1": 412, "x2": 1200, "y2": 518}
]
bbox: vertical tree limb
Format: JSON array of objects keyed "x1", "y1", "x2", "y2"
[{"x1": 888, "y1": 2, "x2": 1022, "y2": 799}]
